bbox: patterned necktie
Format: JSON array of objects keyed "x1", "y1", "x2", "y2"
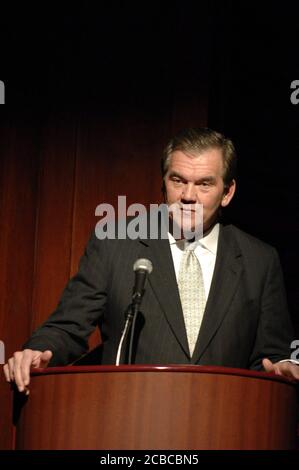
[{"x1": 178, "y1": 248, "x2": 206, "y2": 357}]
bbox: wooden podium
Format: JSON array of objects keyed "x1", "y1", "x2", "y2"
[{"x1": 13, "y1": 365, "x2": 298, "y2": 450}]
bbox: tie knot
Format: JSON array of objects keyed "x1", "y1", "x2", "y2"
[{"x1": 182, "y1": 247, "x2": 197, "y2": 265}]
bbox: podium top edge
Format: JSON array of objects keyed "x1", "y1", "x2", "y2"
[{"x1": 30, "y1": 364, "x2": 295, "y2": 385}]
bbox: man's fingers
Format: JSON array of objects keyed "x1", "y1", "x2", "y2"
[
  {"x1": 263, "y1": 359, "x2": 299, "y2": 382},
  {"x1": 40, "y1": 350, "x2": 53, "y2": 366},
  {"x1": 3, "y1": 363, "x2": 11, "y2": 382},
  {"x1": 3, "y1": 349, "x2": 53, "y2": 394},
  {"x1": 21, "y1": 349, "x2": 51, "y2": 387},
  {"x1": 7, "y1": 357, "x2": 16, "y2": 381},
  {"x1": 262, "y1": 358, "x2": 274, "y2": 372},
  {"x1": 12, "y1": 351, "x2": 26, "y2": 392},
  {"x1": 277, "y1": 362, "x2": 299, "y2": 381},
  {"x1": 4, "y1": 349, "x2": 53, "y2": 394},
  {"x1": 262, "y1": 358, "x2": 282, "y2": 375},
  {"x1": 5, "y1": 350, "x2": 37, "y2": 392},
  {"x1": 21, "y1": 350, "x2": 37, "y2": 386}
]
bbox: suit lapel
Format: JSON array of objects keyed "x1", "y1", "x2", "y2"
[
  {"x1": 138, "y1": 237, "x2": 190, "y2": 357},
  {"x1": 191, "y1": 225, "x2": 243, "y2": 364}
]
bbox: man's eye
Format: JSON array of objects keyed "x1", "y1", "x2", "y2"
[{"x1": 172, "y1": 178, "x2": 182, "y2": 184}]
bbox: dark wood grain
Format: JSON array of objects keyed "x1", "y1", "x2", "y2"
[{"x1": 15, "y1": 366, "x2": 298, "y2": 450}]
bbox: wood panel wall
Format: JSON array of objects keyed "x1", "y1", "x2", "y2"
[{"x1": 0, "y1": 114, "x2": 41, "y2": 450}]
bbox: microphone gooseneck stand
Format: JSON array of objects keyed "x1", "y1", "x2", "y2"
[
  {"x1": 115, "y1": 258, "x2": 153, "y2": 366},
  {"x1": 115, "y1": 300, "x2": 140, "y2": 366}
]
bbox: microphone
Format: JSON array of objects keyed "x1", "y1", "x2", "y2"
[
  {"x1": 116, "y1": 258, "x2": 153, "y2": 366},
  {"x1": 132, "y1": 258, "x2": 153, "y2": 313}
]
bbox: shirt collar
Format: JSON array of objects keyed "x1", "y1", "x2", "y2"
[{"x1": 168, "y1": 223, "x2": 219, "y2": 254}]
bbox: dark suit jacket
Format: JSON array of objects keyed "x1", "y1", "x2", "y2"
[{"x1": 24, "y1": 224, "x2": 294, "y2": 369}]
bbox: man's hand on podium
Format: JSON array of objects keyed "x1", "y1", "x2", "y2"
[
  {"x1": 3, "y1": 349, "x2": 53, "y2": 395},
  {"x1": 262, "y1": 358, "x2": 299, "y2": 382}
]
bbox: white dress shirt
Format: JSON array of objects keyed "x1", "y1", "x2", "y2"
[{"x1": 168, "y1": 223, "x2": 220, "y2": 300}]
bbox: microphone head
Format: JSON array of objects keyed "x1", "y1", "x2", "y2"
[{"x1": 133, "y1": 258, "x2": 153, "y2": 274}]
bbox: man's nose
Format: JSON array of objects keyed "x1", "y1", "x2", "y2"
[{"x1": 181, "y1": 183, "x2": 196, "y2": 202}]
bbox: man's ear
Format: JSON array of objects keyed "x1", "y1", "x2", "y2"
[{"x1": 221, "y1": 179, "x2": 236, "y2": 207}]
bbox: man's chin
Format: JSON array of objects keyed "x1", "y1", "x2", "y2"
[{"x1": 170, "y1": 220, "x2": 203, "y2": 241}]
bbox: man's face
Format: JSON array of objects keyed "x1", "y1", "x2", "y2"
[{"x1": 164, "y1": 148, "x2": 236, "y2": 235}]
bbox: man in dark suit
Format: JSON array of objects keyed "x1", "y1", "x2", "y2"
[{"x1": 4, "y1": 127, "x2": 299, "y2": 392}]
